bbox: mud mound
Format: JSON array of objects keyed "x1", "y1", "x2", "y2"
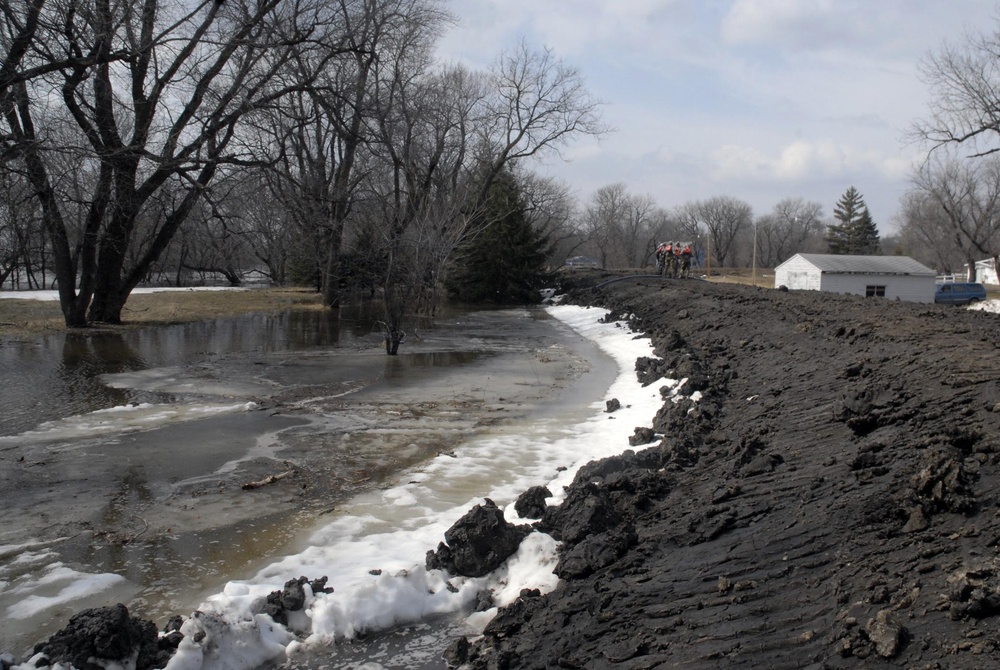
[{"x1": 464, "y1": 279, "x2": 1000, "y2": 669}]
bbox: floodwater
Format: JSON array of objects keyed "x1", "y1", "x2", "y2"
[
  {"x1": 0, "y1": 306, "x2": 377, "y2": 437},
  {"x1": 0, "y1": 302, "x2": 618, "y2": 665}
]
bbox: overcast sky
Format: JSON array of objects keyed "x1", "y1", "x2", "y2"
[{"x1": 436, "y1": 1, "x2": 1000, "y2": 234}]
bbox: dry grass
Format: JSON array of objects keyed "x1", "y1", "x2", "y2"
[
  {"x1": 0, "y1": 287, "x2": 325, "y2": 338},
  {"x1": 703, "y1": 268, "x2": 776, "y2": 289}
]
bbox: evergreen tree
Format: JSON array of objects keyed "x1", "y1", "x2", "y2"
[
  {"x1": 826, "y1": 186, "x2": 881, "y2": 254},
  {"x1": 854, "y1": 208, "x2": 881, "y2": 254},
  {"x1": 447, "y1": 169, "x2": 553, "y2": 304}
]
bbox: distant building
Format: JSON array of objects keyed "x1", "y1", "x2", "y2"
[
  {"x1": 564, "y1": 256, "x2": 600, "y2": 268},
  {"x1": 774, "y1": 253, "x2": 936, "y2": 303},
  {"x1": 973, "y1": 258, "x2": 999, "y2": 285}
]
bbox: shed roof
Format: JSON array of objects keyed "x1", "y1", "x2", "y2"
[{"x1": 792, "y1": 254, "x2": 935, "y2": 276}]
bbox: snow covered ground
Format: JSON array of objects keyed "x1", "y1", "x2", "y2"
[
  {"x1": 0, "y1": 287, "x2": 243, "y2": 301},
  {"x1": 968, "y1": 299, "x2": 1000, "y2": 313}
]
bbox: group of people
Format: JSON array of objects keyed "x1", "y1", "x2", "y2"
[{"x1": 655, "y1": 241, "x2": 693, "y2": 279}]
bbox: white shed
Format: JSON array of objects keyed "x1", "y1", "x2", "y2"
[
  {"x1": 973, "y1": 258, "x2": 999, "y2": 285},
  {"x1": 773, "y1": 253, "x2": 936, "y2": 303}
]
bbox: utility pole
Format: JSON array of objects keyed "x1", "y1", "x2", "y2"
[{"x1": 706, "y1": 233, "x2": 711, "y2": 278}]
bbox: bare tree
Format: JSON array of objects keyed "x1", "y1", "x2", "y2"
[
  {"x1": 582, "y1": 183, "x2": 629, "y2": 268},
  {"x1": 361, "y1": 37, "x2": 606, "y2": 353},
  {"x1": 656, "y1": 202, "x2": 710, "y2": 270},
  {"x1": 232, "y1": 172, "x2": 295, "y2": 284},
  {"x1": 755, "y1": 197, "x2": 825, "y2": 267},
  {"x1": 913, "y1": 26, "x2": 1000, "y2": 157},
  {"x1": 670, "y1": 202, "x2": 704, "y2": 241},
  {"x1": 366, "y1": 56, "x2": 485, "y2": 353},
  {"x1": 173, "y1": 178, "x2": 257, "y2": 286},
  {"x1": 911, "y1": 25, "x2": 1000, "y2": 280},
  {"x1": 518, "y1": 172, "x2": 579, "y2": 266},
  {"x1": 698, "y1": 196, "x2": 752, "y2": 268},
  {"x1": 1, "y1": 0, "x2": 341, "y2": 326},
  {"x1": 475, "y1": 39, "x2": 608, "y2": 207},
  {"x1": 0, "y1": 167, "x2": 40, "y2": 288},
  {"x1": 579, "y1": 185, "x2": 672, "y2": 269},
  {"x1": 243, "y1": 0, "x2": 433, "y2": 309},
  {"x1": 911, "y1": 153, "x2": 1000, "y2": 280},
  {"x1": 896, "y1": 189, "x2": 967, "y2": 274},
  {"x1": 0, "y1": 0, "x2": 128, "y2": 163},
  {"x1": 618, "y1": 194, "x2": 657, "y2": 269},
  {"x1": 639, "y1": 207, "x2": 674, "y2": 268}
]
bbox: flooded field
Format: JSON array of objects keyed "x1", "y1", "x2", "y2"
[{"x1": 0, "y1": 303, "x2": 622, "y2": 665}]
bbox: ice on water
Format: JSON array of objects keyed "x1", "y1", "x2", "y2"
[{"x1": 0, "y1": 402, "x2": 258, "y2": 447}]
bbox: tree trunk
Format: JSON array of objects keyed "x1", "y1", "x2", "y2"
[
  {"x1": 321, "y1": 226, "x2": 342, "y2": 309},
  {"x1": 222, "y1": 268, "x2": 241, "y2": 287},
  {"x1": 17, "y1": 125, "x2": 90, "y2": 326},
  {"x1": 175, "y1": 244, "x2": 188, "y2": 286},
  {"x1": 88, "y1": 268, "x2": 129, "y2": 324},
  {"x1": 89, "y1": 287, "x2": 131, "y2": 324},
  {"x1": 380, "y1": 279, "x2": 408, "y2": 356},
  {"x1": 88, "y1": 164, "x2": 216, "y2": 323},
  {"x1": 384, "y1": 330, "x2": 403, "y2": 355}
]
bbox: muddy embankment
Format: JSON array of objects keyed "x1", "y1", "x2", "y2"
[{"x1": 460, "y1": 276, "x2": 1000, "y2": 669}]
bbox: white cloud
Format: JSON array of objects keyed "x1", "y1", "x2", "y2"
[
  {"x1": 721, "y1": 0, "x2": 995, "y2": 57},
  {"x1": 711, "y1": 140, "x2": 919, "y2": 184},
  {"x1": 775, "y1": 141, "x2": 819, "y2": 180},
  {"x1": 710, "y1": 145, "x2": 772, "y2": 181},
  {"x1": 722, "y1": 0, "x2": 852, "y2": 48},
  {"x1": 559, "y1": 140, "x2": 606, "y2": 163},
  {"x1": 437, "y1": 0, "x2": 710, "y2": 70}
]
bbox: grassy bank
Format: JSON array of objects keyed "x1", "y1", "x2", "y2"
[
  {"x1": 703, "y1": 267, "x2": 776, "y2": 288},
  {"x1": 0, "y1": 287, "x2": 325, "y2": 338},
  {"x1": 0, "y1": 272, "x2": 776, "y2": 340}
]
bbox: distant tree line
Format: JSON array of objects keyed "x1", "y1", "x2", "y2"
[{"x1": 567, "y1": 187, "x2": 839, "y2": 272}]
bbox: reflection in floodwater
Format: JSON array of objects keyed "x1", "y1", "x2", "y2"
[
  {"x1": 0, "y1": 307, "x2": 364, "y2": 437},
  {"x1": 63, "y1": 499, "x2": 312, "y2": 626},
  {"x1": 93, "y1": 465, "x2": 156, "y2": 579},
  {"x1": 100, "y1": 464, "x2": 155, "y2": 527},
  {"x1": 382, "y1": 351, "x2": 482, "y2": 379},
  {"x1": 58, "y1": 334, "x2": 138, "y2": 415}
]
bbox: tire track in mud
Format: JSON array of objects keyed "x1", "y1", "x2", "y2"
[{"x1": 463, "y1": 278, "x2": 1000, "y2": 669}]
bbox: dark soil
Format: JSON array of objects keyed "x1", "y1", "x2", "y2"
[{"x1": 462, "y1": 274, "x2": 1000, "y2": 669}]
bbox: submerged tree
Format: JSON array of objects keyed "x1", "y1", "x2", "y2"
[
  {"x1": 827, "y1": 187, "x2": 880, "y2": 255},
  {"x1": 447, "y1": 167, "x2": 552, "y2": 304},
  {"x1": 365, "y1": 39, "x2": 605, "y2": 354}
]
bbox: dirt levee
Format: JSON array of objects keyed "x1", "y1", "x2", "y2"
[{"x1": 467, "y1": 277, "x2": 1000, "y2": 669}]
